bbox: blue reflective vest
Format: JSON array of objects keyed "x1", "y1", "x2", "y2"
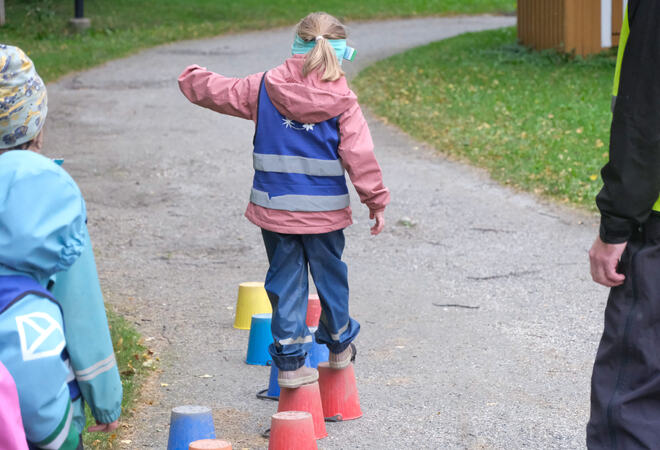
[
  {"x1": 0, "y1": 275, "x2": 80, "y2": 400},
  {"x1": 251, "y1": 74, "x2": 350, "y2": 212},
  {"x1": 0, "y1": 275, "x2": 81, "y2": 448}
]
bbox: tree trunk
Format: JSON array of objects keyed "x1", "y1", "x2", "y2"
[{"x1": 0, "y1": 0, "x2": 5, "y2": 26}]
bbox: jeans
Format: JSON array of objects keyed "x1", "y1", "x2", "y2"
[{"x1": 261, "y1": 228, "x2": 360, "y2": 371}]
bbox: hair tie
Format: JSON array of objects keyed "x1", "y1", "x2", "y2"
[{"x1": 315, "y1": 35, "x2": 324, "y2": 41}]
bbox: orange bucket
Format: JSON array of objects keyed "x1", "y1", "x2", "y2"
[
  {"x1": 305, "y1": 294, "x2": 322, "y2": 329},
  {"x1": 268, "y1": 411, "x2": 317, "y2": 450},
  {"x1": 318, "y1": 362, "x2": 362, "y2": 421},
  {"x1": 189, "y1": 439, "x2": 232, "y2": 450},
  {"x1": 277, "y1": 382, "x2": 327, "y2": 439}
]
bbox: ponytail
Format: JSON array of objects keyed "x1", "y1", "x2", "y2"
[
  {"x1": 302, "y1": 37, "x2": 344, "y2": 81},
  {"x1": 296, "y1": 12, "x2": 347, "y2": 82}
]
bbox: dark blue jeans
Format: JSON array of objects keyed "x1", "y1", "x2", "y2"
[{"x1": 261, "y1": 228, "x2": 360, "y2": 371}]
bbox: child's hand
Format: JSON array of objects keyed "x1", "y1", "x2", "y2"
[{"x1": 369, "y1": 209, "x2": 385, "y2": 235}]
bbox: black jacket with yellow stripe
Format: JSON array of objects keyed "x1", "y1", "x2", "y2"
[{"x1": 597, "y1": 0, "x2": 660, "y2": 243}]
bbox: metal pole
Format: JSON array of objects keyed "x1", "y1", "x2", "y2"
[
  {"x1": 0, "y1": 0, "x2": 5, "y2": 26},
  {"x1": 75, "y1": 0, "x2": 84, "y2": 18}
]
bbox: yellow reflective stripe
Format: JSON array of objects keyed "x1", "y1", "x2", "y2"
[
  {"x1": 608, "y1": 6, "x2": 660, "y2": 213},
  {"x1": 612, "y1": 5, "x2": 630, "y2": 97},
  {"x1": 653, "y1": 196, "x2": 660, "y2": 212}
]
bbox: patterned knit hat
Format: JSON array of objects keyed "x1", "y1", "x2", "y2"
[{"x1": 0, "y1": 45, "x2": 48, "y2": 149}]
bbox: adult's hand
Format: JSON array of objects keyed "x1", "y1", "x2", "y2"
[
  {"x1": 370, "y1": 210, "x2": 385, "y2": 235},
  {"x1": 87, "y1": 420, "x2": 119, "y2": 433},
  {"x1": 589, "y1": 236, "x2": 627, "y2": 287}
]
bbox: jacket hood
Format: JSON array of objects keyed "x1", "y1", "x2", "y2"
[
  {"x1": 264, "y1": 55, "x2": 357, "y2": 123},
  {"x1": 0, "y1": 151, "x2": 86, "y2": 279}
]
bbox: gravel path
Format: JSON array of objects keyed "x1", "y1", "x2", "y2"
[{"x1": 47, "y1": 15, "x2": 604, "y2": 449}]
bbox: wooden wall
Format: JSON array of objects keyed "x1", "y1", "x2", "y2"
[
  {"x1": 564, "y1": 0, "x2": 601, "y2": 55},
  {"x1": 517, "y1": 0, "x2": 624, "y2": 56},
  {"x1": 517, "y1": 0, "x2": 564, "y2": 52},
  {"x1": 611, "y1": 0, "x2": 623, "y2": 46}
]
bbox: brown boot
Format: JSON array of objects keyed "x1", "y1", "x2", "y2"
[
  {"x1": 328, "y1": 343, "x2": 356, "y2": 369},
  {"x1": 277, "y1": 365, "x2": 319, "y2": 389}
]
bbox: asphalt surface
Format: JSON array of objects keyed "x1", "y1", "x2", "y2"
[{"x1": 46, "y1": 15, "x2": 607, "y2": 449}]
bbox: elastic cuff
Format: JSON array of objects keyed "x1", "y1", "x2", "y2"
[
  {"x1": 92, "y1": 406, "x2": 122, "y2": 425},
  {"x1": 326, "y1": 341, "x2": 351, "y2": 354},
  {"x1": 272, "y1": 355, "x2": 306, "y2": 371},
  {"x1": 599, "y1": 215, "x2": 636, "y2": 244}
]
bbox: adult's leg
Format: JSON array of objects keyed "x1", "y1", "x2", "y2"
[
  {"x1": 303, "y1": 230, "x2": 359, "y2": 354},
  {"x1": 261, "y1": 229, "x2": 313, "y2": 371},
  {"x1": 587, "y1": 222, "x2": 660, "y2": 449}
]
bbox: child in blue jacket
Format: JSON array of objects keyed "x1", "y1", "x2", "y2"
[
  {"x1": 0, "y1": 45, "x2": 122, "y2": 446},
  {"x1": 0, "y1": 150, "x2": 87, "y2": 448}
]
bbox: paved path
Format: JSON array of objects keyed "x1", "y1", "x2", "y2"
[{"x1": 47, "y1": 15, "x2": 605, "y2": 448}]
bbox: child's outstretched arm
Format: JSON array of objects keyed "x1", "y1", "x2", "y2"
[
  {"x1": 338, "y1": 103, "x2": 390, "y2": 235},
  {"x1": 178, "y1": 65, "x2": 264, "y2": 121}
]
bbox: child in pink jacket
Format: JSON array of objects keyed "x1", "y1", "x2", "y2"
[
  {"x1": 0, "y1": 361, "x2": 28, "y2": 450},
  {"x1": 178, "y1": 12, "x2": 389, "y2": 388}
]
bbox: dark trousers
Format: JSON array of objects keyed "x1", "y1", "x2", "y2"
[
  {"x1": 261, "y1": 228, "x2": 360, "y2": 371},
  {"x1": 588, "y1": 214, "x2": 660, "y2": 449}
]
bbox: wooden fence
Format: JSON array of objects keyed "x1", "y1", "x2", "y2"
[{"x1": 518, "y1": 0, "x2": 625, "y2": 56}]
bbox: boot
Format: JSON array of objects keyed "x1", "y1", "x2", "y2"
[
  {"x1": 277, "y1": 365, "x2": 319, "y2": 389},
  {"x1": 328, "y1": 343, "x2": 356, "y2": 369}
]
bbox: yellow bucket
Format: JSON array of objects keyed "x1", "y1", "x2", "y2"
[{"x1": 233, "y1": 281, "x2": 272, "y2": 330}]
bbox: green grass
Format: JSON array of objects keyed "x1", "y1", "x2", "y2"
[
  {"x1": 83, "y1": 309, "x2": 153, "y2": 448},
  {"x1": 353, "y1": 27, "x2": 615, "y2": 209},
  {"x1": 3, "y1": 0, "x2": 514, "y2": 82}
]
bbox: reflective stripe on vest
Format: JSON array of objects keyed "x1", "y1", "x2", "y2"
[
  {"x1": 253, "y1": 153, "x2": 344, "y2": 176},
  {"x1": 251, "y1": 74, "x2": 350, "y2": 212},
  {"x1": 612, "y1": 4, "x2": 630, "y2": 112}
]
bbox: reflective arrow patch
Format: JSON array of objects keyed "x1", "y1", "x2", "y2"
[{"x1": 16, "y1": 312, "x2": 65, "y2": 361}]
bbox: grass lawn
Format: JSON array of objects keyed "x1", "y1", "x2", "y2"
[
  {"x1": 353, "y1": 27, "x2": 614, "y2": 210},
  {"x1": 3, "y1": 0, "x2": 515, "y2": 82},
  {"x1": 83, "y1": 309, "x2": 152, "y2": 448}
]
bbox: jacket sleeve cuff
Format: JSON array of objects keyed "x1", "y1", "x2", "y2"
[
  {"x1": 91, "y1": 405, "x2": 122, "y2": 425},
  {"x1": 599, "y1": 215, "x2": 637, "y2": 244}
]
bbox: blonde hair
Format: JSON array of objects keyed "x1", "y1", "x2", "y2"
[{"x1": 296, "y1": 12, "x2": 347, "y2": 82}]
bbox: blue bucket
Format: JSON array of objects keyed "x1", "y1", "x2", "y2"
[
  {"x1": 257, "y1": 336, "x2": 328, "y2": 400},
  {"x1": 166, "y1": 405, "x2": 216, "y2": 450},
  {"x1": 256, "y1": 362, "x2": 281, "y2": 400},
  {"x1": 246, "y1": 313, "x2": 273, "y2": 366},
  {"x1": 307, "y1": 335, "x2": 329, "y2": 368}
]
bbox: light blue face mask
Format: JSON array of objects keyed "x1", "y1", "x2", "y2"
[{"x1": 291, "y1": 34, "x2": 356, "y2": 65}]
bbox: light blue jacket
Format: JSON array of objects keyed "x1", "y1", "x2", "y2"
[
  {"x1": 0, "y1": 150, "x2": 121, "y2": 447},
  {"x1": 50, "y1": 229, "x2": 123, "y2": 429},
  {"x1": 0, "y1": 150, "x2": 85, "y2": 448}
]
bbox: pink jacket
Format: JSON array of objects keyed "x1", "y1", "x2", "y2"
[
  {"x1": 178, "y1": 55, "x2": 390, "y2": 234},
  {"x1": 0, "y1": 361, "x2": 28, "y2": 450}
]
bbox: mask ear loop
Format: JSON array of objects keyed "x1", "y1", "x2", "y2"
[{"x1": 343, "y1": 46, "x2": 356, "y2": 61}]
